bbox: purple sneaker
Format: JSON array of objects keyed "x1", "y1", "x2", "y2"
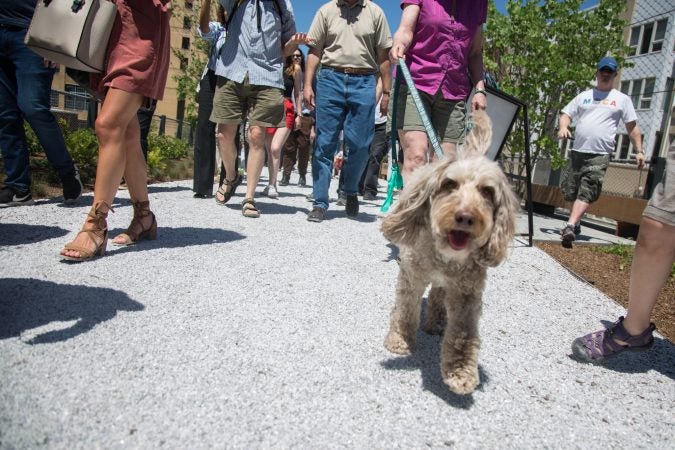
[{"x1": 571, "y1": 316, "x2": 655, "y2": 363}]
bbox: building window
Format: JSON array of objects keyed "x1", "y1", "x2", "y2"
[
  {"x1": 620, "y1": 78, "x2": 656, "y2": 110},
  {"x1": 64, "y1": 84, "x2": 87, "y2": 111},
  {"x1": 50, "y1": 90, "x2": 60, "y2": 108},
  {"x1": 181, "y1": 36, "x2": 190, "y2": 50},
  {"x1": 183, "y1": 16, "x2": 192, "y2": 29},
  {"x1": 628, "y1": 18, "x2": 668, "y2": 56}
]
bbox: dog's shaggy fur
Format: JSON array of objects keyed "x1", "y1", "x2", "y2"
[{"x1": 381, "y1": 111, "x2": 518, "y2": 395}]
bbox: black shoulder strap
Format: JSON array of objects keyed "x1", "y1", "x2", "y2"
[{"x1": 227, "y1": 0, "x2": 285, "y2": 31}]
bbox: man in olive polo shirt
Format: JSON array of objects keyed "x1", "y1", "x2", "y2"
[{"x1": 304, "y1": 0, "x2": 392, "y2": 222}]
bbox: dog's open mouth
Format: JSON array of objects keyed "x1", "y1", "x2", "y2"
[{"x1": 447, "y1": 230, "x2": 471, "y2": 250}]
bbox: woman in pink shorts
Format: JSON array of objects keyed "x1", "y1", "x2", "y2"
[{"x1": 60, "y1": 0, "x2": 171, "y2": 261}]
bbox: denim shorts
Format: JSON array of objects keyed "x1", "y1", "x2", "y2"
[
  {"x1": 644, "y1": 143, "x2": 675, "y2": 226},
  {"x1": 210, "y1": 74, "x2": 284, "y2": 127},
  {"x1": 562, "y1": 151, "x2": 610, "y2": 203},
  {"x1": 393, "y1": 83, "x2": 466, "y2": 144}
]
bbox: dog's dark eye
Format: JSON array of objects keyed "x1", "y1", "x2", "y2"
[
  {"x1": 480, "y1": 186, "x2": 495, "y2": 203},
  {"x1": 441, "y1": 179, "x2": 458, "y2": 192}
]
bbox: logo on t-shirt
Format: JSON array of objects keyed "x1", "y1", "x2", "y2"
[{"x1": 583, "y1": 98, "x2": 617, "y2": 107}]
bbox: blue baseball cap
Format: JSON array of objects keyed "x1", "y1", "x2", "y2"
[{"x1": 597, "y1": 56, "x2": 618, "y2": 72}]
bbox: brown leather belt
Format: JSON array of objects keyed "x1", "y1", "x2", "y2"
[{"x1": 323, "y1": 65, "x2": 376, "y2": 75}]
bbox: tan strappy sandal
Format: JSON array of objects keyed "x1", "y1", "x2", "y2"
[
  {"x1": 60, "y1": 202, "x2": 112, "y2": 262},
  {"x1": 112, "y1": 200, "x2": 157, "y2": 246}
]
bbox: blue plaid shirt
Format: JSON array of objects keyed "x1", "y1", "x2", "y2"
[{"x1": 216, "y1": 0, "x2": 296, "y2": 89}]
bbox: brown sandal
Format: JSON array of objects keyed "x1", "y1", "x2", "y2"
[
  {"x1": 215, "y1": 174, "x2": 242, "y2": 205},
  {"x1": 241, "y1": 198, "x2": 260, "y2": 218},
  {"x1": 112, "y1": 200, "x2": 157, "y2": 246},
  {"x1": 60, "y1": 202, "x2": 112, "y2": 261}
]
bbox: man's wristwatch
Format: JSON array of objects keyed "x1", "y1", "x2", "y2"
[{"x1": 474, "y1": 88, "x2": 487, "y2": 96}]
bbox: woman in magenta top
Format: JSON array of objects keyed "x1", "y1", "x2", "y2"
[
  {"x1": 390, "y1": 0, "x2": 488, "y2": 182},
  {"x1": 60, "y1": 0, "x2": 172, "y2": 261}
]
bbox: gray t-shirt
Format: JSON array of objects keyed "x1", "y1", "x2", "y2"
[{"x1": 561, "y1": 88, "x2": 638, "y2": 155}]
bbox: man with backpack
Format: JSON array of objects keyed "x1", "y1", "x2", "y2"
[{"x1": 211, "y1": 0, "x2": 311, "y2": 218}]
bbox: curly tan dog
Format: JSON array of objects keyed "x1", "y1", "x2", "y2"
[{"x1": 381, "y1": 111, "x2": 518, "y2": 395}]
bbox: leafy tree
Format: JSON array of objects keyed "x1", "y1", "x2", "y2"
[
  {"x1": 172, "y1": 2, "x2": 212, "y2": 125},
  {"x1": 484, "y1": 0, "x2": 628, "y2": 173}
]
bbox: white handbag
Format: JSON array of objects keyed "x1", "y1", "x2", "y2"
[{"x1": 24, "y1": 0, "x2": 118, "y2": 73}]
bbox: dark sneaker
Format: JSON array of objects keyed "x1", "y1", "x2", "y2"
[
  {"x1": 574, "y1": 223, "x2": 581, "y2": 235},
  {"x1": 193, "y1": 193, "x2": 211, "y2": 199},
  {"x1": 571, "y1": 316, "x2": 655, "y2": 363},
  {"x1": 561, "y1": 224, "x2": 575, "y2": 246},
  {"x1": 307, "y1": 207, "x2": 326, "y2": 223},
  {"x1": 279, "y1": 175, "x2": 290, "y2": 186},
  {"x1": 363, "y1": 192, "x2": 377, "y2": 201},
  {"x1": 336, "y1": 194, "x2": 347, "y2": 206},
  {"x1": 345, "y1": 194, "x2": 359, "y2": 218},
  {"x1": 61, "y1": 167, "x2": 83, "y2": 205},
  {"x1": 298, "y1": 175, "x2": 306, "y2": 187},
  {"x1": 0, "y1": 186, "x2": 34, "y2": 208}
]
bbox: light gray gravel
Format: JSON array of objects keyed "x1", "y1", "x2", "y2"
[{"x1": 0, "y1": 177, "x2": 673, "y2": 449}]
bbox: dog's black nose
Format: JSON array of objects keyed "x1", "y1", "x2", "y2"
[{"x1": 455, "y1": 212, "x2": 474, "y2": 226}]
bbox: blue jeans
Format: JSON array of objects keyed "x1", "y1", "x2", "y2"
[
  {"x1": 0, "y1": 26, "x2": 75, "y2": 192},
  {"x1": 312, "y1": 68, "x2": 376, "y2": 210}
]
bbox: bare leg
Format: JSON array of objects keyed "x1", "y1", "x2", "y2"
[
  {"x1": 567, "y1": 199, "x2": 590, "y2": 226},
  {"x1": 244, "y1": 125, "x2": 266, "y2": 199},
  {"x1": 61, "y1": 89, "x2": 144, "y2": 258},
  {"x1": 623, "y1": 217, "x2": 675, "y2": 335},
  {"x1": 268, "y1": 127, "x2": 292, "y2": 187},
  {"x1": 214, "y1": 123, "x2": 239, "y2": 202},
  {"x1": 400, "y1": 130, "x2": 429, "y2": 183}
]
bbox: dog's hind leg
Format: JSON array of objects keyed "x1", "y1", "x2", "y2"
[
  {"x1": 422, "y1": 286, "x2": 446, "y2": 335},
  {"x1": 384, "y1": 267, "x2": 427, "y2": 355},
  {"x1": 439, "y1": 289, "x2": 483, "y2": 395}
]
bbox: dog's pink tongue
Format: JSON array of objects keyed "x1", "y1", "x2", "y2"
[{"x1": 448, "y1": 231, "x2": 470, "y2": 250}]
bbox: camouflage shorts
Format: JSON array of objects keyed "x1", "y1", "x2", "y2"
[{"x1": 562, "y1": 151, "x2": 610, "y2": 203}]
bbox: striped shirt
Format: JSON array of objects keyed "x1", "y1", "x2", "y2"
[
  {"x1": 215, "y1": 0, "x2": 296, "y2": 89},
  {"x1": 197, "y1": 21, "x2": 226, "y2": 78}
]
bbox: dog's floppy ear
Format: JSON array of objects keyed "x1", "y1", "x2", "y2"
[
  {"x1": 380, "y1": 163, "x2": 441, "y2": 246},
  {"x1": 476, "y1": 172, "x2": 519, "y2": 267},
  {"x1": 463, "y1": 110, "x2": 492, "y2": 157}
]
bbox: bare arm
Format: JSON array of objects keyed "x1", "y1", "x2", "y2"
[
  {"x1": 377, "y1": 47, "x2": 392, "y2": 117},
  {"x1": 626, "y1": 121, "x2": 645, "y2": 169},
  {"x1": 199, "y1": 0, "x2": 212, "y2": 34},
  {"x1": 468, "y1": 27, "x2": 486, "y2": 111},
  {"x1": 558, "y1": 113, "x2": 572, "y2": 139},
  {"x1": 293, "y1": 67, "x2": 303, "y2": 129},
  {"x1": 389, "y1": 4, "x2": 420, "y2": 63},
  {"x1": 303, "y1": 48, "x2": 321, "y2": 110}
]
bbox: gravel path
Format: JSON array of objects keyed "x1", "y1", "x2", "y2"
[{"x1": 1, "y1": 178, "x2": 673, "y2": 449}]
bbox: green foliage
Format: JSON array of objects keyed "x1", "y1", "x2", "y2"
[
  {"x1": 148, "y1": 133, "x2": 188, "y2": 160},
  {"x1": 594, "y1": 243, "x2": 633, "y2": 271},
  {"x1": 485, "y1": 0, "x2": 629, "y2": 168},
  {"x1": 146, "y1": 148, "x2": 167, "y2": 180},
  {"x1": 65, "y1": 128, "x2": 99, "y2": 183},
  {"x1": 24, "y1": 123, "x2": 43, "y2": 156}
]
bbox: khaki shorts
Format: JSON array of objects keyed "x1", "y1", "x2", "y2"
[
  {"x1": 210, "y1": 75, "x2": 284, "y2": 127},
  {"x1": 644, "y1": 142, "x2": 675, "y2": 226},
  {"x1": 393, "y1": 83, "x2": 466, "y2": 144},
  {"x1": 562, "y1": 151, "x2": 610, "y2": 203}
]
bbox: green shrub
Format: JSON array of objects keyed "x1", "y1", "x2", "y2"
[
  {"x1": 147, "y1": 133, "x2": 188, "y2": 160},
  {"x1": 146, "y1": 148, "x2": 167, "y2": 181},
  {"x1": 65, "y1": 128, "x2": 99, "y2": 183},
  {"x1": 24, "y1": 123, "x2": 43, "y2": 156}
]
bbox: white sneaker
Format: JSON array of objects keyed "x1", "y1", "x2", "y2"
[{"x1": 263, "y1": 185, "x2": 278, "y2": 199}]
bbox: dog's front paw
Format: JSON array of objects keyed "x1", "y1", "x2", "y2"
[
  {"x1": 442, "y1": 365, "x2": 479, "y2": 395},
  {"x1": 384, "y1": 330, "x2": 414, "y2": 355}
]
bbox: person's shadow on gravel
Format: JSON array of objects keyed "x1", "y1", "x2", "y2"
[
  {"x1": 104, "y1": 227, "x2": 245, "y2": 255},
  {"x1": 379, "y1": 298, "x2": 488, "y2": 408},
  {"x1": 0, "y1": 223, "x2": 70, "y2": 246},
  {"x1": 0, "y1": 278, "x2": 143, "y2": 345}
]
